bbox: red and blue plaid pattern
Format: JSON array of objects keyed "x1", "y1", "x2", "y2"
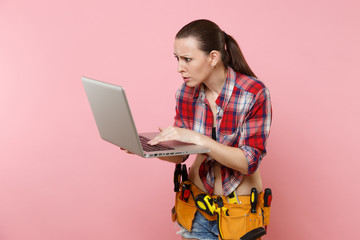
[{"x1": 174, "y1": 67, "x2": 272, "y2": 196}]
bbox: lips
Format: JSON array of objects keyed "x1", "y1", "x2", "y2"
[{"x1": 182, "y1": 77, "x2": 190, "y2": 82}]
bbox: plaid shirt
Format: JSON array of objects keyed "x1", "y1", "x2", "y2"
[{"x1": 173, "y1": 67, "x2": 272, "y2": 196}]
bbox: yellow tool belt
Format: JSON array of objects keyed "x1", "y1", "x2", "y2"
[{"x1": 172, "y1": 181, "x2": 271, "y2": 240}]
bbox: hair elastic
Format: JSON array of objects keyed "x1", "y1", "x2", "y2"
[{"x1": 223, "y1": 31, "x2": 228, "y2": 40}]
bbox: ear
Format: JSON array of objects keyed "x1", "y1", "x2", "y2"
[{"x1": 209, "y1": 50, "x2": 221, "y2": 68}]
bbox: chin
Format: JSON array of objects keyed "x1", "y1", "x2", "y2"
[{"x1": 185, "y1": 81, "x2": 198, "y2": 88}]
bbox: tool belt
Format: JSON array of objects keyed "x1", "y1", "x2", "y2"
[{"x1": 171, "y1": 164, "x2": 272, "y2": 240}]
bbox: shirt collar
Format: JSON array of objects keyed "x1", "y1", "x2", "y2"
[
  {"x1": 193, "y1": 83, "x2": 201, "y2": 99},
  {"x1": 193, "y1": 67, "x2": 236, "y2": 110}
]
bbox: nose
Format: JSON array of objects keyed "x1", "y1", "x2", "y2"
[{"x1": 177, "y1": 61, "x2": 185, "y2": 73}]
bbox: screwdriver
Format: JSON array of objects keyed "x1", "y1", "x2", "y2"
[
  {"x1": 180, "y1": 183, "x2": 191, "y2": 202},
  {"x1": 263, "y1": 188, "x2": 272, "y2": 232},
  {"x1": 264, "y1": 188, "x2": 272, "y2": 207},
  {"x1": 250, "y1": 188, "x2": 258, "y2": 213}
]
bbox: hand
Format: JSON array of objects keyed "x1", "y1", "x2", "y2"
[
  {"x1": 147, "y1": 126, "x2": 202, "y2": 145},
  {"x1": 120, "y1": 148, "x2": 134, "y2": 154}
]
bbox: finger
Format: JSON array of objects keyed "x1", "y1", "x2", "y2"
[
  {"x1": 147, "y1": 139, "x2": 159, "y2": 145},
  {"x1": 150, "y1": 126, "x2": 176, "y2": 144},
  {"x1": 154, "y1": 128, "x2": 175, "y2": 140},
  {"x1": 152, "y1": 133, "x2": 177, "y2": 144},
  {"x1": 155, "y1": 130, "x2": 172, "y2": 140},
  {"x1": 148, "y1": 132, "x2": 164, "y2": 145},
  {"x1": 149, "y1": 132, "x2": 174, "y2": 144},
  {"x1": 152, "y1": 127, "x2": 171, "y2": 140}
]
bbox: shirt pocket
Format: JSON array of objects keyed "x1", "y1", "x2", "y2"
[
  {"x1": 218, "y1": 110, "x2": 239, "y2": 145},
  {"x1": 219, "y1": 109, "x2": 239, "y2": 132}
]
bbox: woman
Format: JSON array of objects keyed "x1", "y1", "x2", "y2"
[{"x1": 139, "y1": 19, "x2": 271, "y2": 240}]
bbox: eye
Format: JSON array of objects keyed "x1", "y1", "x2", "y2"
[{"x1": 185, "y1": 58, "x2": 192, "y2": 62}]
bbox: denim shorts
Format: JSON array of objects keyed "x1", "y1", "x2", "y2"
[{"x1": 177, "y1": 211, "x2": 219, "y2": 240}]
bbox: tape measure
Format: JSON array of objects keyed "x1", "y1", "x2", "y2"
[{"x1": 194, "y1": 193, "x2": 216, "y2": 216}]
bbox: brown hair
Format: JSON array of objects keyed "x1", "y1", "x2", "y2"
[{"x1": 176, "y1": 19, "x2": 257, "y2": 78}]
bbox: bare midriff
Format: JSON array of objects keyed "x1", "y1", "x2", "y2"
[{"x1": 188, "y1": 154, "x2": 263, "y2": 196}]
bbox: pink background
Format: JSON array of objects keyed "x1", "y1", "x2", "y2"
[{"x1": 0, "y1": 0, "x2": 359, "y2": 239}]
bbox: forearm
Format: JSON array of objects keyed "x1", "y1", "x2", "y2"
[
  {"x1": 148, "y1": 127, "x2": 249, "y2": 171},
  {"x1": 157, "y1": 155, "x2": 184, "y2": 164},
  {"x1": 197, "y1": 135, "x2": 249, "y2": 175}
]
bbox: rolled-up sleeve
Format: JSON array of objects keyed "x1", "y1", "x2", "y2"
[{"x1": 239, "y1": 87, "x2": 272, "y2": 175}]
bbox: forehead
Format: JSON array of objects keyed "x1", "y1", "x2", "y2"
[{"x1": 174, "y1": 37, "x2": 203, "y2": 56}]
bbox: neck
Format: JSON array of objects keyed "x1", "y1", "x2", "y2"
[{"x1": 203, "y1": 64, "x2": 228, "y2": 96}]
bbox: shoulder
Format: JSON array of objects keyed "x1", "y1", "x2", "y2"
[{"x1": 234, "y1": 73, "x2": 267, "y2": 96}]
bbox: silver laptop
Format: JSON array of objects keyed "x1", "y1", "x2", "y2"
[{"x1": 81, "y1": 77, "x2": 210, "y2": 158}]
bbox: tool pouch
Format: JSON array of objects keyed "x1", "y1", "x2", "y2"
[
  {"x1": 263, "y1": 205, "x2": 271, "y2": 227},
  {"x1": 172, "y1": 182, "x2": 198, "y2": 231},
  {"x1": 172, "y1": 182, "x2": 271, "y2": 240},
  {"x1": 219, "y1": 197, "x2": 266, "y2": 240}
]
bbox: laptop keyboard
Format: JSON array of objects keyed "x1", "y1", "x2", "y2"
[{"x1": 138, "y1": 135, "x2": 175, "y2": 152}]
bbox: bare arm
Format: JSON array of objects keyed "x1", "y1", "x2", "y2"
[
  {"x1": 157, "y1": 155, "x2": 184, "y2": 164},
  {"x1": 148, "y1": 127, "x2": 249, "y2": 175},
  {"x1": 197, "y1": 134, "x2": 248, "y2": 174}
]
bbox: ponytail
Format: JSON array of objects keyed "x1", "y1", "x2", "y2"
[{"x1": 223, "y1": 33, "x2": 257, "y2": 78}]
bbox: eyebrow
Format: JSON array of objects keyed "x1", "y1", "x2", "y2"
[{"x1": 174, "y1": 53, "x2": 191, "y2": 58}]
